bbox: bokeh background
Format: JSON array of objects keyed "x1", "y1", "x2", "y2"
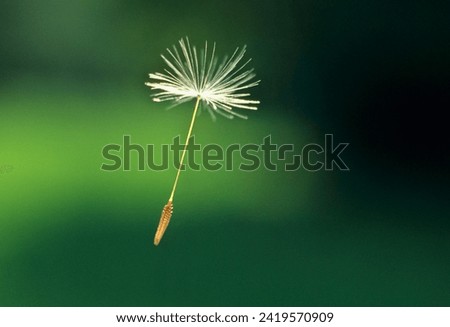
[{"x1": 1, "y1": 0, "x2": 449, "y2": 306}]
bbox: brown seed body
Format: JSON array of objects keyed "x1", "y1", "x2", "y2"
[{"x1": 154, "y1": 200, "x2": 173, "y2": 246}]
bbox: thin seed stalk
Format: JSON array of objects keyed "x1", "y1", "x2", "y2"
[{"x1": 153, "y1": 96, "x2": 201, "y2": 246}]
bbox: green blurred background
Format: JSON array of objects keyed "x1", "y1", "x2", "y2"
[{"x1": 1, "y1": 0, "x2": 449, "y2": 306}]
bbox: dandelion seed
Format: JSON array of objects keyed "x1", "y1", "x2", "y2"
[
  {"x1": 146, "y1": 37, "x2": 260, "y2": 246},
  {"x1": 154, "y1": 200, "x2": 173, "y2": 246}
]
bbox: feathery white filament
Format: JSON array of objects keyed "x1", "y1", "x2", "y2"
[{"x1": 145, "y1": 37, "x2": 260, "y2": 119}]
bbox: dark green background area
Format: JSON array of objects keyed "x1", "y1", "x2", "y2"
[{"x1": 0, "y1": 0, "x2": 449, "y2": 306}]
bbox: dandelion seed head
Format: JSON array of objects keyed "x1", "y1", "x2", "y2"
[{"x1": 146, "y1": 37, "x2": 260, "y2": 119}]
